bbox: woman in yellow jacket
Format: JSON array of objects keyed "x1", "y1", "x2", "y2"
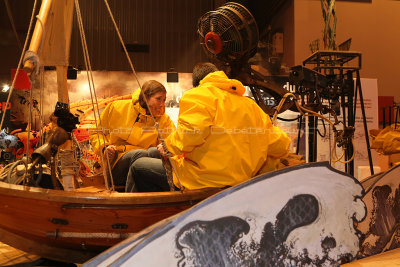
[
  {"x1": 130, "y1": 63, "x2": 291, "y2": 191},
  {"x1": 89, "y1": 80, "x2": 175, "y2": 190}
]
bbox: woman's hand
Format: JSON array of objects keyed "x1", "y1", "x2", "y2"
[
  {"x1": 157, "y1": 143, "x2": 165, "y2": 156},
  {"x1": 104, "y1": 145, "x2": 117, "y2": 162}
]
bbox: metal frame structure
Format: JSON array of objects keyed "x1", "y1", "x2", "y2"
[{"x1": 302, "y1": 50, "x2": 373, "y2": 176}]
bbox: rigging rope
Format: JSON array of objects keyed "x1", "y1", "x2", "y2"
[
  {"x1": 25, "y1": 14, "x2": 46, "y2": 168},
  {"x1": 102, "y1": 0, "x2": 184, "y2": 191},
  {"x1": 4, "y1": 0, "x2": 23, "y2": 51},
  {"x1": 74, "y1": 0, "x2": 114, "y2": 191},
  {"x1": 38, "y1": 66, "x2": 45, "y2": 146},
  {"x1": 0, "y1": 0, "x2": 38, "y2": 131}
]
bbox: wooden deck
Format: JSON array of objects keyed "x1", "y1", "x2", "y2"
[{"x1": 0, "y1": 241, "x2": 40, "y2": 266}]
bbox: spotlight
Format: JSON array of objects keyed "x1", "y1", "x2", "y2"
[{"x1": 2, "y1": 84, "x2": 10, "y2": 92}]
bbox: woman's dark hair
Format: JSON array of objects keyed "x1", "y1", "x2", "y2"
[
  {"x1": 137, "y1": 80, "x2": 166, "y2": 109},
  {"x1": 192, "y1": 62, "x2": 218, "y2": 87}
]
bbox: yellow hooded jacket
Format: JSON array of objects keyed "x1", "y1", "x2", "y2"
[
  {"x1": 165, "y1": 71, "x2": 291, "y2": 190},
  {"x1": 371, "y1": 125, "x2": 400, "y2": 155},
  {"x1": 90, "y1": 89, "x2": 175, "y2": 168}
]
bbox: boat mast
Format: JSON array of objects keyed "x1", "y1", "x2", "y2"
[
  {"x1": 23, "y1": 0, "x2": 52, "y2": 77},
  {"x1": 24, "y1": 0, "x2": 75, "y2": 104},
  {"x1": 24, "y1": 0, "x2": 77, "y2": 191}
]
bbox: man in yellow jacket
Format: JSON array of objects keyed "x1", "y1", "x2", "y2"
[
  {"x1": 129, "y1": 63, "x2": 291, "y2": 191},
  {"x1": 89, "y1": 80, "x2": 175, "y2": 190}
]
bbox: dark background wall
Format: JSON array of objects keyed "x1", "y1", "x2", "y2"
[
  {"x1": 0, "y1": 0, "x2": 35, "y2": 86},
  {"x1": 0, "y1": 0, "x2": 221, "y2": 86},
  {"x1": 68, "y1": 0, "x2": 214, "y2": 72},
  {"x1": 0, "y1": 0, "x2": 291, "y2": 86}
]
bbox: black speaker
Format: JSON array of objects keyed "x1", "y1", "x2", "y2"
[
  {"x1": 67, "y1": 66, "x2": 77, "y2": 80},
  {"x1": 167, "y1": 72, "x2": 178, "y2": 83},
  {"x1": 125, "y1": 43, "x2": 150, "y2": 53}
]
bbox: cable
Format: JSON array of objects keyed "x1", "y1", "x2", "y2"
[
  {"x1": 102, "y1": 0, "x2": 184, "y2": 191},
  {"x1": 4, "y1": 0, "x2": 23, "y2": 51},
  {"x1": 0, "y1": 0, "x2": 39, "y2": 130},
  {"x1": 273, "y1": 92, "x2": 356, "y2": 164},
  {"x1": 7, "y1": 160, "x2": 28, "y2": 184},
  {"x1": 317, "y1": 117, "x2": 326, "y2": 138},
  {"x1": 74, "y1": 0, "x2": 114, "y2": 191},
  {"x1": 276, "y1": 115, "x2": 302, "y2": 122}
]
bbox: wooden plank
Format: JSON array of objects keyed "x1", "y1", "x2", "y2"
[
  {"x1": 39, "y1": 0, "x2": 74, "y2": 103},
  {"x1": 57, "y1": 65, "x2": 69, "y2": 103},
  {"x1": 0, "y1": 190, "x2": 193, "y2": 262},
  {"x1": 0, "y1": 241, "x2": 39, "y2": 266},
  {"x1": 0, "y1": 181, "x2": 220, "y2": 204},
  {"x1": 40, "y1": 0, "x2": 74, "y2": 66},
  {"x1": 0, "y1": 226, "x2": 95, "y2": 264},
  {"x1": 0, "y1": 181, "x2": 219, "y2": 263}
]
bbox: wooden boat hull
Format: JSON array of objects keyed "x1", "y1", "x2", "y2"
[{"x1": 0, "y1": 181, "x2": 219, "y2": 263}]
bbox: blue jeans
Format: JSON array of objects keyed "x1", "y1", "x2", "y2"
[
  {"x1": 124, "y1": 147, "x2": 170, "y2": 192},
  {"x1": 127, "y1": 157, "x2": 169, "y2": 192},
  {"x1": 111, "y1": 147, "x2": 161, "y2": 191}
]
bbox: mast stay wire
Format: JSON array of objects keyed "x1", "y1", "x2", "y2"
[
  {"x1": 0, "y1": 0, "x2": 41, "y2": 184},
  {"x1": 74, "y1": 0, "x2": 114, "y2": 191},
  {"x1": 4, "y1": 0, "x2": 23, "y2": 51},
  {"x1": 24, "y1": 10, "x2": 47, "y2": 160},
  {"x1": 0, "y1": 0, "x2": 39, "y2": 131},
  {"x1": 102, "y1": 0, "x2": 184, "y2": 191},
  {"x1": 38, "y1": 67, "x2": 45, "y2": 146},
  {"x1": 26, "y1": 12, "x2": 46, "y2": 162}
]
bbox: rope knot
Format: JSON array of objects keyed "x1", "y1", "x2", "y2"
[{"x1": 23, "y1": 50, "x2": 40, "y2": 80}]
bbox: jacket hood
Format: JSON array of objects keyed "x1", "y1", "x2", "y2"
[
  {"x1": 199, "y1": 71, "x2": 246, "y2": 96},
  {"x1": 131, "y1": 88, "x2": 141, "y2": 103}
]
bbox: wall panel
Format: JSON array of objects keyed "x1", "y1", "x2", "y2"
[{"x1": 69, "y1": 0, "x2": 214, "y2": 73}]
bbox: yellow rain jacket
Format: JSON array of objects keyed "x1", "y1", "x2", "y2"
[
  {"x1": 370, "y1": 125, "x2": 400, "y2": 154},
  {"x1": 90, "y1": 90, "x2": 175, "y2": 168},
  {"x1": 165, "y1": 71, "x2": 291, "y2": 190}
]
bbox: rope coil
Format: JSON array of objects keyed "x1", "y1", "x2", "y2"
[{"x1": 23, "y1": 50, "x2": 40, "y2": 79}]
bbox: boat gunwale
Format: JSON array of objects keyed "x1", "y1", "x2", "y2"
[{"x1": 0, "y1": 181, "x2": 221, "y2": 205}]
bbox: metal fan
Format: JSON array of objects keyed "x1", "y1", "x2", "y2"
[
  {"x1": 197, "y1": 2, "x2": 293, "y2": 115},
  {"x1": 197, "y1": 2, "x2": 259, "y2": 64}
]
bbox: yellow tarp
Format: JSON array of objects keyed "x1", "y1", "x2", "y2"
[{"x1": 370, "y1": 125, "x2": 400, "y2": 155}]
